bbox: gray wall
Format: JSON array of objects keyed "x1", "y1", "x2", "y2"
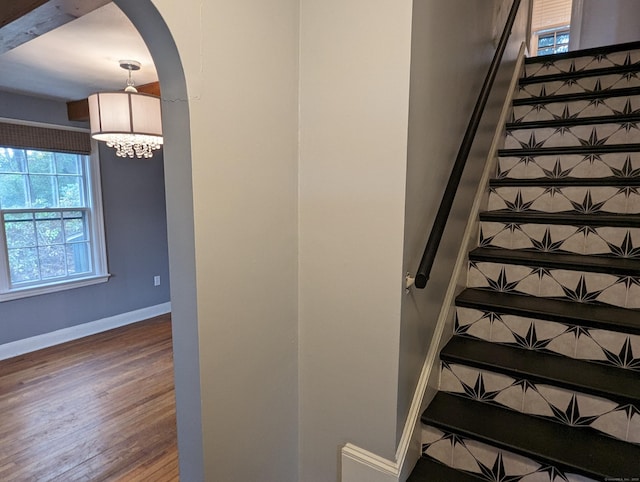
[
  {"x1": 0, "y1": 91, "x2": 170, "y2": 345},
  {"x1": 114, "y1": 1, "x2": 205, "y2": 480},
  {"x1": 400, "y1": 0, "x2": 500, "y2": 442},
  {"x1": 400, "y1": 0, "x2": 531, "y2": 440},
  {"x1": 574, "y1": 0, "x2": 640, "y2": 50},
  {"x1": 0, "y1": 90, "x2": 87, "y2": 130}
]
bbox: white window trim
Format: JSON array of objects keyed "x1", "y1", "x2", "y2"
[
  {"x1": 0, "y1": 274, "x2": 110, "y2": 302},
  {"x1": 0, "y1": 135, "x2": 110, "y2": 302}
]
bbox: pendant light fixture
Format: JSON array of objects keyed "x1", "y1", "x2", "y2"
[{"x1": 88, "y1": 60, "x2": 163, "y2": 159}]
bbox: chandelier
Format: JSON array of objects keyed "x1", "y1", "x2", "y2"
[{"x1": 88, "y1": 60, "x2": 163, "y2": 159}]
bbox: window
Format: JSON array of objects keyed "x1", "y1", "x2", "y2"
[
  {"x1": 0, "y1": 124, "x2": 108, "y2": 301},
  {"x1": 530, "y1": 0, "x2": 573, "y2": 56},
  {"x1": 536, "y1": 26, "x2": 570, "y2": 55}
]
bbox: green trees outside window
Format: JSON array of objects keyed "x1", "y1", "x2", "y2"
[{"x1": 0, "y1": 147, "x2": 93, "y2": 288}]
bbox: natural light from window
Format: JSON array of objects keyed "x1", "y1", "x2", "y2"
[
  {"x1": 536, "y1": 26, "x2": 570, "y2": 55},
  {"x1": 0, "y1": 145, "x2": 108, "y2": 301},
  {"x1": 531, "y1": 0, "x2": 573, "y2": 56}
]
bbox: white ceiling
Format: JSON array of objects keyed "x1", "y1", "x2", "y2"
[{"x1": 0, "y1": 2, "x2": 157, "y2": 102}]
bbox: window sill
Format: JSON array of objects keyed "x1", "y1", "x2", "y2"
[{"x1": 0, "y1": 274, "x2": 111, "y2": 302}]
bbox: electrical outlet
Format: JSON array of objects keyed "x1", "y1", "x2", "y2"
[{"x1": 154, "y1": 275, "x2": 161, "y2": 286}]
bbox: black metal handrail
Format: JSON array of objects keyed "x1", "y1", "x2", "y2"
[{"x1": 413, "y1": 0, "x2": 522, "y2": 289}]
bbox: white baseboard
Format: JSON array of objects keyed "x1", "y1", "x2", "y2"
[
  {"x1": 0, "y1": 302, "x2": 171, "y2": 361},
  {"x1": 342, "y1": 445, "x2": 399, "y2": 482}
]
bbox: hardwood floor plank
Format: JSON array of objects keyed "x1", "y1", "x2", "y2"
[
  {"x1": 0, "y1": 315, "x2": 178, "y2": 481},
  {"x1": 1, "y1": 388, "x2": 175, "y2": 480},
  {"x1": 0, "y1": 357, "x2": 174, "y2": 443},
  {"x1": 50, "y1": 410, "x2": 177, "y2": 481},
  {"x1": 113, "y1": 445, "x2": 178, "y2": 482}
]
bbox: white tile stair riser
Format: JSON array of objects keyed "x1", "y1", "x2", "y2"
[
  {"x1": 479, "y1": 222, "x2": 640, "y2": 258},
  {"x1": 497, "y1": 153, "x2": 640, "y2": 179},
  {"x1": 455, "y1": 306, "x2": 640, "y2": 371},
  {"x1": 504, "y1": 124, "x2": 640, "y2": 150},
  {"x1": 515, "y1": 73, "x2": 640, "y2": 100},
  {"x1": 523, "y1": 50, "x2": 640, "y2": 79},
  {"x1": 467, "y1": 261, "x2": 640, "y2": 309},
  {"x1": 439, "y1": 362, "x2": 639, "y2": 443},
  {"x1": 511, "y1": 95, "x2": 640, "y2": 123},
  {"x1": 421, "y1": 424, "x2": 599, "y2": 482},
  {"x1": 487, "y1": 185, "x2": 640, "y2": 214}
]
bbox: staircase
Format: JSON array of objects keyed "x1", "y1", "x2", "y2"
[{"x1": 410, "y1": 41, "x2": 640, "y2": 481}]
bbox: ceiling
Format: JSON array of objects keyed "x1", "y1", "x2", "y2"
[{"x1": 0, "y1": 2, "x2": 157, "y2": 102}]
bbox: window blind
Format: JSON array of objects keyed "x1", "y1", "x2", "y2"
[
  {"x1": 0, "y1": 122, "x2": 91, "y2": 155},
  {"x1": 531, "y1": 0, "x2": 572, "y2": 32}
]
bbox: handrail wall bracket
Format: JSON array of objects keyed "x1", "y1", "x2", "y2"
[{"x1": 405, "y1": 273, "x2": 416, "y2": 293}]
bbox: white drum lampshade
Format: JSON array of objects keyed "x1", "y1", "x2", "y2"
[{"x1": 88, "y1": 91, "x2": 163, "y2": 159}]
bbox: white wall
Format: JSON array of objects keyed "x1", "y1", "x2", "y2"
[
  {"x1": 298, "y1": 1, "x2": 413, "y2": 480},
  {"x1": 574, "y1": 0, "x2": 640, "y2": 49},
  {"x1": 142, "y1": 1, "x2": 300, "y2": 481}
]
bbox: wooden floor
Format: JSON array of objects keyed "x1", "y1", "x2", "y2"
[{"x1": 0, "y1": 315, "x2": 178, "y2": 481}]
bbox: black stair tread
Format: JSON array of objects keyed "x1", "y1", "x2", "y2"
[
  {"x1": 469, "y1": 246, "x2": 640, "y2": 276},
  {"x1": 506, "y1": 113, "x2": 640, "y2": 131},
  {"x1": 498, "y1": 143, "x2": 640, "y2": 157},
  {"x1": 490, "y1": 176, "x2": 640, "y2": 187},
  {"x1": 524, "y1": 40, "x2": 640, "y2": 65},
  {"x1": 442, "y1": 337, "x2": 640, "y2": 405},
  {"x1": 456, "y1": 288, "x2": 640, "y2": 335},
  {"x1": 512, "y1": 86, "x2": 640, "y2": 107},
  {"x1": 422, "y1": 393, "x2": 640, "y2": 479},
  {"x1": 520, "y1": 63, "x2": 640, "y2": 86},
  {"x1": 407, "y1": 456, "x2": 485, "y2": 482},
  {"x1": 479, "y1": 210, "x2": 640, "y2": 228}
]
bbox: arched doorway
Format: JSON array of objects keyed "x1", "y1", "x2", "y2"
[{"x1": 111, "y1": 2, "x2": 203, "y2": 480}]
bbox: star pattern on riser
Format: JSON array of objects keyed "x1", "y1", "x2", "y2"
[
  {"x1": 467, "y1": 262, "x2": 640, "y2": 309},
  {"x1": 440, "y1": 362, "x2": 640, "y2": 443},
  {"x1": 421, "y1": 425, "x2": 598, "y2": 482},
  {"x1": 523, "y1": 50, "x2": 640, "y2": 79},
  {"x1": 498, "y1": 153, "x2": 640, "y2": 179},
  {"x1": 480, "y1": 223, "x2": 640, "y2": 258},
  {"x1": 488, "y1": 186, "x2": 640, "y2": 214},
  {"x1": 511, "y1": 96, "x2": 640, "y2": 124},
  {"x1": 455, "y1": 307, "x2": 640, "y2": 371},
  {"x1": 504, "y1": 125, "x2": 640, "y2": 150},
  {"x1": 516, "y1": 71, "x2": 640, "y2": 100}
]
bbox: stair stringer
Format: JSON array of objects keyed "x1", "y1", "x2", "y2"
[{"x1": 341, "y1": 42, "x2": 527, "y2": 482}]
